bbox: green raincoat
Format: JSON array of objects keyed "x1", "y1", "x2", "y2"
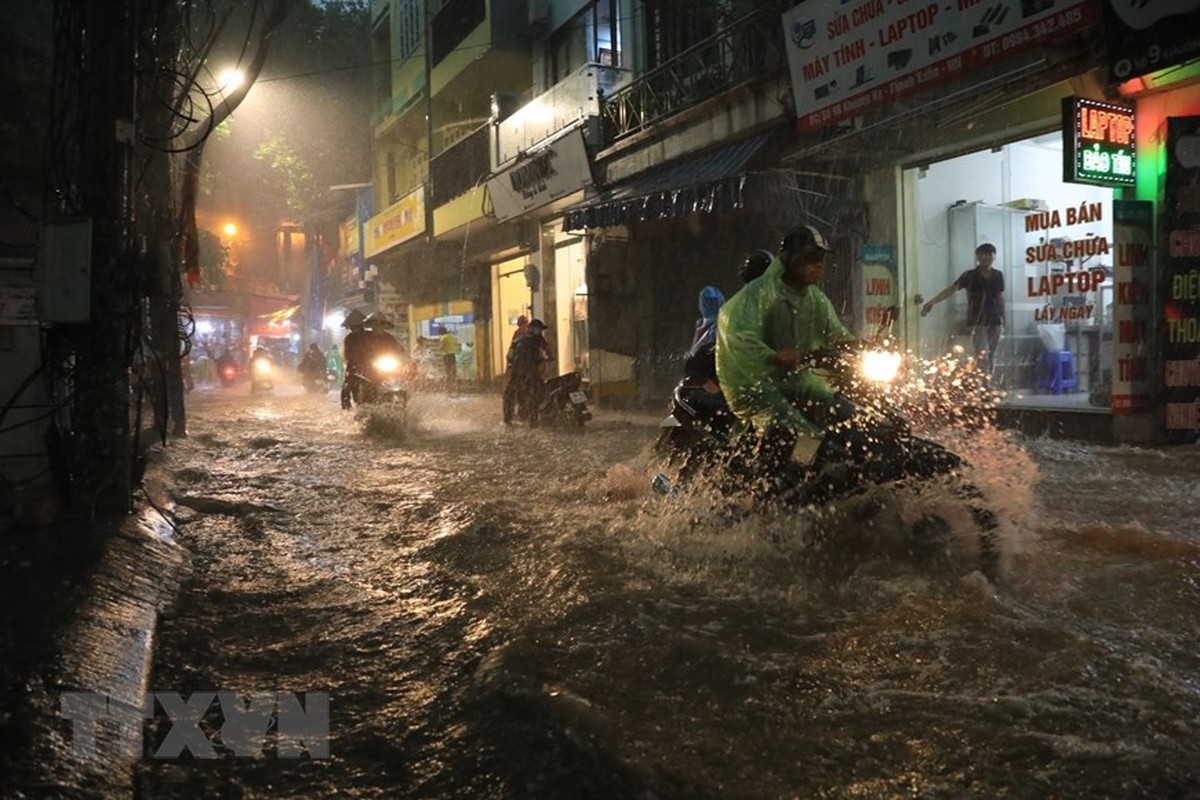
[{"x1": 715, "y1": 256, "x2": 855, "y2": 436}]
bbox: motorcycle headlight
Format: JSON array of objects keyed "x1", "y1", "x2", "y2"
[
  {"x1": 253, "y1": 359, "x2": 272, "y2": 376},
  {"x1": 373, "y1": 354, "x2": 401, "y2": 374},
  {"x1": 860, "y1": 349, "x2": 901, "y2": 384}
]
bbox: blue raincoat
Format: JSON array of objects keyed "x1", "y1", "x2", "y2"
[{"x1": 687, "y1": 285, "x2": 726, "y2": 358}]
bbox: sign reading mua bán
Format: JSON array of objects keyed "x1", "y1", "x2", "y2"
[
  {"x1": 487, "y1": 130, "x2": 593, "y2": 223},
  {"x1": 783, "y1": 0, "x2": 1098, "y2": 131}
]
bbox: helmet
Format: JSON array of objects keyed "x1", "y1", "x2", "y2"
[
  {"x1": 341, "y1": 309, "x2": 366, "y2": 329},
  {"x1": 778, "y1": 225, "x2": 831, "y2": 265},
  {"x1": 739, "y1": 249, "x2": 774, "y2": 284}
]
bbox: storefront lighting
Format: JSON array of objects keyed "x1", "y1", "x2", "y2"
[{"x1": 1062, "y1": 97, "x2": 1137, "y2": 187}]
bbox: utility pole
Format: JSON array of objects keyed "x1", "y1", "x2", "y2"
[{"x1": 63, "y1": 0, "x2": 138, "y2": 512}]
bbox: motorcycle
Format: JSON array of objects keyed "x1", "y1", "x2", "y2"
[
  {"x1": 655, "y1": 377, "x2": 735, "y2": 481},
  {"x1": 302, "y1": 366, "x2": 335, "y2": 394},
  {"x1": 249, "y1": 354, "x2": 275, "y2": 395},
  {"x1": 217, "y1": 359, "x2": 239, "y2": 388},
  {"x1": 348, "y1": 353, "x2": 409, "y2": 408},
  {"x1": 530, "y1": 371, "x2": 593, "y2": 428},
  {"x1": 654, "y1": 334, "x2": 1000, "y2": 577}
]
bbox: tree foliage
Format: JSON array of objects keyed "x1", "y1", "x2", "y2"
[
  {"x1": 202, "y1": 0, "x2": 371, "y2": 225},
  {"x1": 254, "y1": 135, "x2": 317, "y2": 214}
]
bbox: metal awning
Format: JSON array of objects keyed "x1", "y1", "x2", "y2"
[{"x1": 563, "y1": 133, "x2": 769, "y2": 231}]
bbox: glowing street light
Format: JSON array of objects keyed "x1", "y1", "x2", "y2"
[{"x1": 217, "y1": 68, "x2": 244, "y2": 95}]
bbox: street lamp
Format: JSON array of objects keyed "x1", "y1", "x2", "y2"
[{"x1": 217, "y1": 68, "x2": 244, "y2": 95}]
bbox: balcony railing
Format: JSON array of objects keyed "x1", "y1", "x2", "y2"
[
  {"x1": 429, "y1": 122, "x2": 491, "y2": 206},
  {"x1": 601, "y1": 6, "x2": 787, "y2": 143},
  {"x1": 492, "y1": 63, "x2": 632, "y2": 168}
]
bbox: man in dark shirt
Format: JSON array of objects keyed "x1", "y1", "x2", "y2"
[
  {"x1": 504, "y1": 319, "x2": 550, "y2": 425},
  {"x1": 921, "y1": 242, "x2": 1005, "y2": 377},
  {"x1": 340, "y1": 310, "x2": 370, "y2": 409}
]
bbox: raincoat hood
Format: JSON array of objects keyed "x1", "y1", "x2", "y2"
[
  {"x1": 688, "y1": 286, "x2": 726, "y2": 356},
  {"x1": 698, "y1": 286, "x2": 725, "y2": 323}
]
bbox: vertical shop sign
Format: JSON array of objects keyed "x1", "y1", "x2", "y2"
[
  {"x1": 861, "y1": 245, "x2": 896, "y2": 330},
  {"x1": 1112, "y1": 200, "x2": 1154, "y2": 414},
  {"x1": 1163, "y1": 117, "x2": 1200, "y2": 439}
]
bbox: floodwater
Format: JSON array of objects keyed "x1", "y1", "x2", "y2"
[{"x1": 134, "y1": 378, "x2": 1200, "y2": 798}]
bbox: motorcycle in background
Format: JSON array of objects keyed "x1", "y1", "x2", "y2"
[
  {"x1": 249, "y1": 349, "x2": 275, "y2": 395},
  {"x1": 531, "y1": 371, "x2": 592, "y2": 428},
  {"x1": 302, "y1": 366, "x2": 335, "y2": 394},
  {"x1": 215, "y1": 352, "x2": 239, "y2": 388},
  {"x1": 300, "y1": 347, "x2": 334, "y2": 394}
]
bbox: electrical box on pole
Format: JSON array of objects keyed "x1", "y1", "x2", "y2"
[{"x1": 37, "y1": 218, "x2": 93, "y2": 323}]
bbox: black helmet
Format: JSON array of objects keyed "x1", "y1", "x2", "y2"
[
  {"x1": 739, "y1": 249, "x2": 774, "y2": 284},
  {"x1": 778, "y1": 225, "x2": 831, "y2": 265}
]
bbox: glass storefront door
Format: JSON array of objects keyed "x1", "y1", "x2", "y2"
[
  {"x1": 553, "y1": 236, "x2": 588, "y2": 377},
  {"x1": 904, "y1": 132, "x2": 1115, "y2": 411}
]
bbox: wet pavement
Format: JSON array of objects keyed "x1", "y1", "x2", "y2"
[{"x1": 5, "y1": 381, "x2": 1200, "y2": 798}]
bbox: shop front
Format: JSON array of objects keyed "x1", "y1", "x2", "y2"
[
  {"x1": 888, "y1": 81, "x2": 1200, "y2": 442},
  {"x1": 487, "y1": 129, "x2": 594, "y2": 384},
  {"x1": 904, "y1": 123, "x2": 1121, "y2": 414},
  {"x1": 781, "y1": 0, "x2": 1200, "y2": 440},
  {"x1": 410, "y1": 299, "x2": 476, "y2": 382}
]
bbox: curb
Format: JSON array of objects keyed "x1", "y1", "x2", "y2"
[{"x1": 12, "y1": 504, "x2": 184, "y2": 798}]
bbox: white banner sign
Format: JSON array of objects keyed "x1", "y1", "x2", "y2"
[
  {"x1": 0, "y1": 287, "x2": 37, "y2": 325},
  {"x1": 783, "y1": 0, "x2": 1098, "y2": 131},
  {"x1": 487, "y1": 130, "x2": 593, "y2": 223}
]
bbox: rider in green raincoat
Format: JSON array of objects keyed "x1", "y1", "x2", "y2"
[{"x1": 715, "y1": 226, "x2": 856, "y2": 442}]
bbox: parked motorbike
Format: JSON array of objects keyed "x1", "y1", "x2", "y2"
[{"x1": 529, "y1": 371, "x2": 592, "y2": 428}]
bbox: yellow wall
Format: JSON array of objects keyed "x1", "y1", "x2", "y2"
[{"x1": 433, "y1": 185, "x2": 488, "y2": 234}]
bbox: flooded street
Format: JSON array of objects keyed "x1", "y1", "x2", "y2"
[{"x1": 135, "y1": 383, "x2": 1200, "y2": 798}]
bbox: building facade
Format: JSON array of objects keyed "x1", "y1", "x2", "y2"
[{"x1": 363, "y1": 0, "x2": 1200, "y2": 442}]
